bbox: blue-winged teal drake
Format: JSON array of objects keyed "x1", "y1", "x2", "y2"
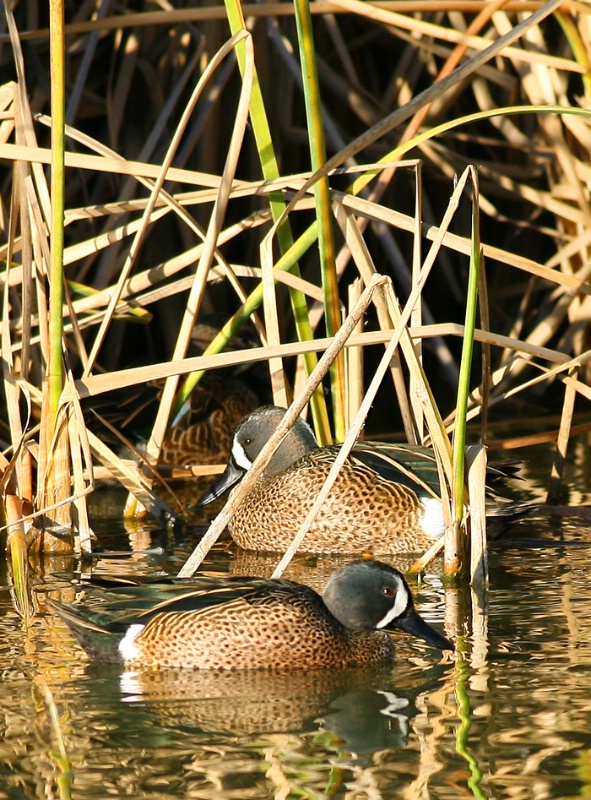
[
  {"x1": 48, "y1": 560, "x2": 453, "y2": 669},
  {"x1": 198, "y1": 405, "x2": 520, "y2": 554}
]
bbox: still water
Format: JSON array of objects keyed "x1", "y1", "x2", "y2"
[{"x1": 1, "y1": 437, "x2": 591, "y2": 800}]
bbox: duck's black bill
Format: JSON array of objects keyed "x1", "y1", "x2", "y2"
[
  {"x1": 391, "y1": 605, "x2": 454, "y2": 651},
  {"x1": 197, "y1": 460, "x2": 245, "y2": 506}
]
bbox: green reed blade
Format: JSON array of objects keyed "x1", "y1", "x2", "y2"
[
  {"x1": 293, "y1": 0, "x2": 345, "y2": 440},
  {"x1": 347, "y1": 104, "x2": 591, "y2": 199},
  {"x1": 555, "y1": 9, "x2": 591, "y2": 101},
  {"x1": 47, "y1": 0, "x2": 66, "y2": 431},
  {"x1": 180, "y1": 0, "x2": 332, "y2": 444},
  {"x1": 452, "y1": 169, "x2": 481, "y2": 526},
  {"x1": 172, "y1": 222, "x2": 322, "y2": 421}
]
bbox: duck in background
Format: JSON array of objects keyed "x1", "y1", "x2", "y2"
[{"x1": 90, "y1": 314, "x2": 267, "y2": 467}]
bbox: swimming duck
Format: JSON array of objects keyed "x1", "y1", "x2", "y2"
[{"x1": 48, "y1": 559, "x2": 453, "y2": 670}]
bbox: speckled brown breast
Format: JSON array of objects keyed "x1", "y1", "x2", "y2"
[
  {"x1": 128, "y1": 588, "x2": 394, "y2": 670},
  {"x1": 228, "y1": 453, "x2": 434, "y2": 555}
]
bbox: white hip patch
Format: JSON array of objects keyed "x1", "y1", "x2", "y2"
[
  {"x1": 118, "y1": 624, "x2": 145, "y2": 661},
  {"x1": 420, "y1": 497, "x2": 446, "y2": 539}
]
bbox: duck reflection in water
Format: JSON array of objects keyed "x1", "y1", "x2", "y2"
[{"x1": 115, "y1": 662, "x2": 452, "y2": 761}]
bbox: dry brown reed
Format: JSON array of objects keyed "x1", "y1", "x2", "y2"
[{"x1": 0, "y1": 1, "x2": 589, "y2": 582}]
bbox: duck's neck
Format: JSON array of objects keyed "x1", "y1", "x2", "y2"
[{"x1": 265, "y1": 419, "x2": 318, "y2": 475}]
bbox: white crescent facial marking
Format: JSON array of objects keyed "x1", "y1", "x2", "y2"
[
  {"x1": 420, "y1": 497, "x2": 446, "y2": 539},
  {"x1": 118, "y1": 624, "x2": 145, "y2": 661},
  {"x1": 376, "y1": 581, "x2": 409, "y2": 629},
  {"x1": 232, "y1": 439, "x2": 252, "y2": 471}
]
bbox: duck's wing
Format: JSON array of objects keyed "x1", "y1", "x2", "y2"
[
  {"x1": 352, "y1": 442, "x2": 442, "y2": 497},
  {"x1": 353, "y1": 441, "x2": 520, "y2": 498},
  {"x1": 50, "y1": 575, "x2": 305, "y2": 630},
  {"x1": 129, "y1": 576, "x2": 313, "y2": 622},
  {"x1": 47, "y1": 576, "x2": 311, "y2": 661}
]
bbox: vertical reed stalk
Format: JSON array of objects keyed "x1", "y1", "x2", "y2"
[
  {"x1": 40, "y1": 0, "x2": 72, "y2": 551},
  {"x1": 212, "y1": 0, "x2": 332, "y2": 442},
  {"x1": 467, "y1": 444, "x2": 488, "y2": 586},
  {"x1": 546, "y1": 368, "x2": 577, "y2": 503},
  {"x1": 47, "y1": 0, "x2": 65, "y2": 432},
  {"x1": 346, "y1": 280, "x2": 364, "y2": 430},
  {"x1": 445, "y1": 167, "x2": 481, "y2": 577},
  {"x1": 293, "y1": 0, "x2": 346, "y2": 440},
  {"x1": 5, "y1": 491, "x2": 31, "y2": 621}
]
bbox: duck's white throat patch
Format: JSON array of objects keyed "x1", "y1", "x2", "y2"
[
  {"x1": 376, "y1": 583, "x2": 410, "y2": 628},
  {"x1": 232, "y1": 440, "x2": 253, "y2": 471}
]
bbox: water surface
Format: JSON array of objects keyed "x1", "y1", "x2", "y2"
[{"x1": 1, "y1": 437, "x2": 591, "y2": 799}]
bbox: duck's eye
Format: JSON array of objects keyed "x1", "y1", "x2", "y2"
[
  {"x1": 382, "y1": 586, "x2": 395, "y2": 597},
  {"x1": 243, "y1": 437, "x2": 253, "y2": 446}
]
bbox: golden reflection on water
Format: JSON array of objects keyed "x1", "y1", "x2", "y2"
[
  {"x1": 2, "y1": 439, "x2": 591, "y2": 799},
  {"x1": 1, "y1": 557, "x2": 590, "y2": 800}
]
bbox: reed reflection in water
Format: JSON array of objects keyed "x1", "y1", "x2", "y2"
[{"x1": 2, "y1": 439, "x2": 591, "y2": 798}]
